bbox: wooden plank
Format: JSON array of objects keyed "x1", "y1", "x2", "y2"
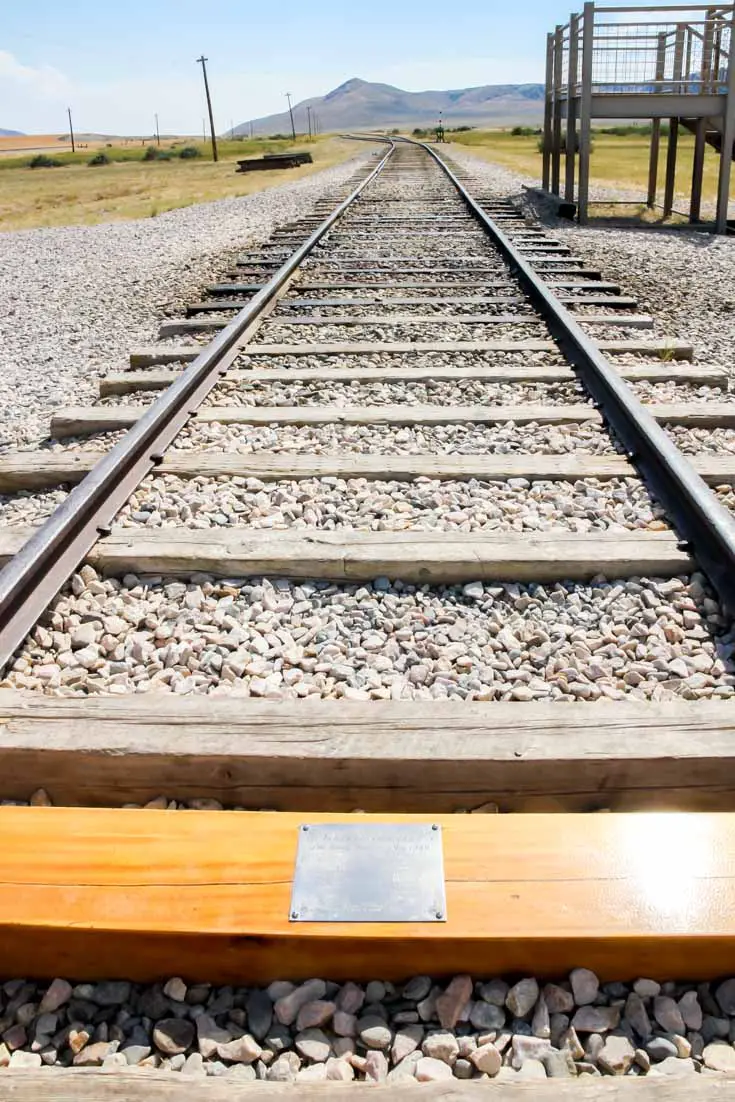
[
  {"x1": 2, "y1": 805, "x2": 735, "y2": 983},
  {"x1": 5, "y1": 448, "x2": 735, "y2": 493},
  {"x1": 50, "y1": 400, "x2": 725, "y2": 437},
  {"x1": 190, "y1": 295, "x2": 529, "y2": 312},
  {"x1": 12, "y1": 1075, "x2": 735, "y2": 1102},
  {"x1": 0, "y1": 526, "x2": 691, "y2": 582},
  {"x1": 243, "y1": 339, "x2": 691, "y2": 358},
  {"x1": 2, "y1": 1071, "x2": 735, "y2": 1101},
  {"x1": 3, "y1": 692, "x2": 735, "y2": 814},
  {"x1": 229, "y1": 267, "x2": 609, "y2": 280},
  {"x1": 273, "y1": 296, "x2": 639, "y2": 310},
  {"x1": 99, "y1": 363, "x2": 726, "y2": 397},
  {"x1": 158, "y1": 315, "x2": 653, "y2": 337}
]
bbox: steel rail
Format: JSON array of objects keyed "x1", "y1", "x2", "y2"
[
  {"x1": 419, "y1": 138, "x2": 735, "y2": 613},
  {"x1": 0, "y1": 141, "x2": 394, "y2": 671}
]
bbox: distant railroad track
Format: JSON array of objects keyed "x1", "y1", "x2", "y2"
[{"x1": 2, "y1": 138, "x2": 735, "y2": 1093}]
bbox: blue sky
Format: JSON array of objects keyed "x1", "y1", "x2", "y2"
[{"x1": 2, "y1": 0, "x2": 673, "y2": 134}]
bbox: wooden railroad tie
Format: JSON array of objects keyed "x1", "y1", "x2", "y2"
[
  {"x1": 129, "y1": 338, "x2": 693, "y2": 367},
  {"x1": 0, "y1": 527, "x2": 692, "y2": 583},
  {"x1": 98, "y1": 364, "x2": 723, "y2": 396},
  {"x1": 3, "y1": 449, "x2": 735, "y2": 493},
  {"x1": 50, "y1": 400, "x2": 724, "y2": 438}
]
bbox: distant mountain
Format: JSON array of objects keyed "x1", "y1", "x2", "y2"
[
  {"x1": 234, "y1": 77, "x2": 544, "y2": 136},
  {"x1": 0, "y1": 128, "x2": 24, "y2": 136}
]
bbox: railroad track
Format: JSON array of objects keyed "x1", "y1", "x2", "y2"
[{"x1": 2, "y1": 139, "x2": 735, "y2": 1094}]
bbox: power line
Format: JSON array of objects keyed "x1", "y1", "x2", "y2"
[
  {"x1": 154, "y1": 113, "x2": 160, "y2": 146},
  {"x1": 196, "y1": 55, "x2": 219, "y2": 162},
  {"x1": 67, "y1": 107, "x2": 75, "y2": 154}
]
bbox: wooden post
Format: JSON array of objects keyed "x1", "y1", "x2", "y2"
[
  {"x1": 690, "y1": 117, "x2": 707, "y2": 222},
  {"x1": 577, "y1": 2, "x2": 594, "y2": 224},
  {"x1": 551, "y1": 25, "x2": 564, "y2": 196},
  {"x1": 664, "y1": 26, "x2": 685, "y2": 218},
  {"x1": 565, "y1": 14, "x2": 580, "y2": 202},
  {"x1": 542, "y1": 32, "x2": 554, "y2": 190},
  {"x1": 663, "y1": 119, "x2": 680, "y2": 217},
  {"x1": 647, "y1": 32, "x2": 667, "y2": 208},
  {"x1": 196, "y1": 56, "x2": 219, "y2": 162},
  {"x1": 715, "y1": 10, "x2": 735, "y2": 233}
]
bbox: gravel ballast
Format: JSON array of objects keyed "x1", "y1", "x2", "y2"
[
  {"x1": 4, "y1": 566, "x2": 733, "y2": 701},
  {"x1": 444, "y1": 145, "x2": 735, "y2": 369},
  {"x1": 0, "y1": 970, "x2": 733, "y2": 1080},
  {"x1": 0, "y1": 154, "x2": 368, "y2": 452}
]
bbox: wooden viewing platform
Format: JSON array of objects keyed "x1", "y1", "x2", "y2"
[{"x1": 544, "y1": 2, "x2": 735, "y2": 230}]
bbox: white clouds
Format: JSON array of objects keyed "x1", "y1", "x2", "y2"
[
  {"x1": 0, "y1": 49, "x2": 70, "y2": 105},
  {"x1": 0, "y1": 46, "x2": 544, "y2": 134}
]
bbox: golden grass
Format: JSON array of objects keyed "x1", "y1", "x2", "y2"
[
  {"x1": 447, "y1": 130, "x2": 734, "y2": 215},
  {"x1": 0, "y1": 138, "x2": 357, "y2": 232}
]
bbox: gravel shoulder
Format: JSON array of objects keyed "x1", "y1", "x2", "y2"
[
  {"x1": 447, "y1": 147, "x2": 735, "y2": 369},
  {"x1": 0, "y1": 153, "x2": 369, "y2": 451}
]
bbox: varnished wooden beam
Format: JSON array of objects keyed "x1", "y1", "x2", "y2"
[{"x1": 1, "y1": 806, "x2": 735, "y2": 984}]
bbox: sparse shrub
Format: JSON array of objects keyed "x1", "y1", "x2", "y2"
[
  {"x1": 512, "y1": 125, "x2": 536, "y2": 136},
  {"x1": 178, "y1": 145, "x2": 202, "y2": 159},
  {"x1": 87, "y1": 152, "x2": 111, "y2": 166},
  {"x1": 29, "y1": 154, "x2": 61, "y2": 168},
  {"x1": 143, "y1": 145, "x2": 161, "y2": 161},
  {"x1": 412, "y1": 128, "x2": 428, "y2": 137}
]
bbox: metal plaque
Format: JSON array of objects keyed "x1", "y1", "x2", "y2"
[{"x1": 289, "y1": 823, "x2": 446, "y2": 923}]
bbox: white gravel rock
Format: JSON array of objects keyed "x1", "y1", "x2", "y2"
[{"x1": 0, "y1": 154, "x2": 368, "y2": 452}]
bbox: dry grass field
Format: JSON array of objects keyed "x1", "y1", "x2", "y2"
[
  {"x1": 0, "y1": 137, "x2": 357, "y2": 231},
  {"x1": 448, "y1": 128, "x2": 732, "y2": 217}
]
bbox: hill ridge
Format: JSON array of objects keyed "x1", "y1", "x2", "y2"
[{"x1": 234, "y1": 77, "x2": 544, "y2": 136}]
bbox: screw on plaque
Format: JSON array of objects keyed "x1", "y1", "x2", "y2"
[
  {"x1": 432, "y1": 824, "x2": 439, "y2": 830},
  {"x1": 302, "y1": 825, "x2": 310, "y2": 832},
  {"x1": 291, "y1": 910, "x2": 299, "y2": 919},
  {"x1": 435, "y1": 910, "x2": 444, "y2": 919}
]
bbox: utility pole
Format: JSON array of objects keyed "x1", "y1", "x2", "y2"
[
  {"x1": 307, "y1": 105, "x2": 312, "y2": 139},
  {"x1": 154, "y1": 113, "x2": 160, "y2": 146},
  {"x1": 250, "y1": 121, "x2": 254, "y2": 139},
  {"x1": 230, "y1": 118, "x2": 234, "y2": 139},
  {"x1": 196, "y1": 55, "x2": 219, "y2": 161},
  {"x1": 285, "y1": 91, "x2": 296, "y2": 140},
  {"x1": 67, "y1": 107, "x2": 75, "y2": 153}
]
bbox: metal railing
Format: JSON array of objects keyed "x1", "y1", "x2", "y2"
[{"x1": 551, "y1": 4, "x2": 733, "y2": 98}]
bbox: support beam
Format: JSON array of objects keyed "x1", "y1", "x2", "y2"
[
  {"x1": 647, "y1": 120, "x2": 661, "y2": 208},
  {"x1": 664, "y1": 26, "x2": 685, "y2": 219},
  {"x1": 565, "y1": 13, "x2": 580, "y2": 202},
  {"x1": 716, "y1": 19, "x2": 735, "y2": 233},
  {"x1": 551, "y1": 25, "x2": 564, "y2": 196},
  {"x1": 647, "y1": 32, "x2": 667, "y2": 209},
  {"x1": 577, "y1": 3, "x2": 594, "y2": 224},
  {"x1": 542, "y1": 32, "x2": 554, "y2": 190},
  {"x1": 690, "y1": 116, "x2": 707, "y2": 223},
  {"x1": 663, "y1": 118, "x2": 680, "y2": 218}
]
